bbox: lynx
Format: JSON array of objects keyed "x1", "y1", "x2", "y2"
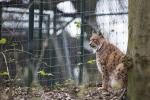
[{"x1": 89, "y1": 32, "x2": 127, "y2": 91}]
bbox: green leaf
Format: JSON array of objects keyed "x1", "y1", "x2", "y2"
[
  {"x1": 87, "y1": 59, "x2": 96, "y2": 64},
  {"x1": 47, "y1": 73, "x2": 54, "y2": 76},
  {"x1": 0, "y1": 72, "x2": 9, "y2": 76},
  {"x1": 10, "y1": 43, "x2": 18, "y2": 47},
  {"x1": 38, "y1": 70, "x2": 47, "y2": 76},
  {"x1": 37, "y1": 70, "x2": 53, "y2": 76},
  {"x1": 77, "y1": 62, "x2": 83, "y2": 67},
  {"x1": 0, "y1": 38, "x2": 7, "y2": 44}
]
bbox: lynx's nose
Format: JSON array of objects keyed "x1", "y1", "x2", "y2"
[
  {"x1": 89, "y1": 42, "x2": 95, "y2": 48},
  {"x1": 89, "y1": 43, "x2": 93, "y2": 47},
  {"x1": 89, "y1": 41, "x2": 92, "y2": 46}
]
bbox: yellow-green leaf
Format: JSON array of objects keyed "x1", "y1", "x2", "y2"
[
  {"x1": 0, "y1": 38, "x2": 7, "y2": 44},
  {"x1": 87, "y1": 59, "x2": 96, "y2": 64},
  {"x1": 37, "y1": 70, "x2": 53, "y2": 76},
  {"x1": 0, "y1": 72, "x2": 9, "y2": 76},
  {"x1": 77, "y1": 62, "x2": 83, "y2": 67},
  {"x1": 10, "y1": 43, "x2": 18, "y2": 47},
  {"x1": 47, "y1": 73, "x2": 54, "y2": 76},
  {"x1": 38, "y1": 70, "x2": 46, "y2": 76}
]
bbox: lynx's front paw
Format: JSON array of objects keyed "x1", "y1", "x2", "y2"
[
  {"x1": 98, "y1": 87, "x2": 110, "y2": 96},
  {"x1": 97, "y1": 86, "x2": 107, "y2": 91}
]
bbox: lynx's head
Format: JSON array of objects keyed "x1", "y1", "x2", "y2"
[{"x1": 89, "y1": 32, "x2": 104, "y2": 50}]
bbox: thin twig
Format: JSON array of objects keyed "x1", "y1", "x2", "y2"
[
  {"x1": 1, "y1": 52, "x2": 11, "y2": 80},
  {"x1": 33, "y1": 38, "x2": 48, "y2": 84},
  {"x1": 1, "y1": 49, "x2": 34, "y2": 56}
]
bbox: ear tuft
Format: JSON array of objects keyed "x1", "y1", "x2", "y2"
[
  {"x1": 92, "y1": 32, "x2": 96, "y2": 35},
  {"x1": 92, "y1": 30, "x2": 97, "y2": 33},
  {"x1": 97, "y1": 31, "x2": 104, "y2": 38}
]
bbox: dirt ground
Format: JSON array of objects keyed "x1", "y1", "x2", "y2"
[{"x1": 0, "y1": 80, "x2": 127, "y2": 100}]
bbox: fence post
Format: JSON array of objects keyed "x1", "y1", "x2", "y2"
[
  {"x1": 39, "y1": 0, "x2": 43, "y2": 53},
  {"x1": 0, "y1": 4, "x2": 2, "y2": 39},
  {"x1": 28, "y1": 0, "x2": 34, "y2": 51},
  {"x1": 79, "y1": 0, "x2": 85, "y2": 84},
  {"x1": 27, "y1": 0, "x2": 34, "y2": 86},
  {"x1": 47, "y1": 15, "x2": 50, "y2": 65}
]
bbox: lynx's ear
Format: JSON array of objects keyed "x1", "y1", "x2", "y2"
[
  {"x1": 92, "y1": 32, "x2": 97, "y2": 36},
  {"x1": 92, "y1": 30, "x2": 97, "y2": 35},
  {"x1": 97, "y1": 31, "x2": 104, "y2": 38},
  {"x1": 92, "y1": 30, "x2": 97, "y2": 33}
]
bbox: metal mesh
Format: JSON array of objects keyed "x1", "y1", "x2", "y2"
[{"x1": 0, "y1": 0, "x2": 128, "y2": 87}]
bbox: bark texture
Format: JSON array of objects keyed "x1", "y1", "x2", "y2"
[{"x1": 128, "y1": 0, "x2": 150, "y2": 100}]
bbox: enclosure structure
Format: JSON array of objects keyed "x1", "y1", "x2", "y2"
[{"x1": 0, "y1": 0, "x2": 128, "y2": 87}]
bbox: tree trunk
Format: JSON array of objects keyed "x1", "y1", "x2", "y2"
[{"x1": 128, "y1": 0, "x2": 150, "y2": 100}]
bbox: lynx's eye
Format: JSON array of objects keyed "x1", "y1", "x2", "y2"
[
  {"x1": 92, "y1": 39, "x2": 97, "y2": 42},
  {"x1": 93, "y1": 39, "x2": 99, "y2": 44}
]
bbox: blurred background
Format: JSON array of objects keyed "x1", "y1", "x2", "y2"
[{"x1": 0, "y1": 0, "x2": 128, "y2": 87}]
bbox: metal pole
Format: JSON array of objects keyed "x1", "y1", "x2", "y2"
[
  {"x1": 47, "y1": 15, "x2": 50, "y2": 65},
  {"x1": 47, "y1": 15, "x2": 52, "y2": 86},
  {"x1": 39, "y1": 0, "x2": 43, "y2": 53},
  {"x1": 79, "y1": 0, "x2": 85, "y2": 84},
  {"x1": 53, "y1": 7, "x2": 57, "y2": 36},
  {"x1": 28, "y1": 0, "x2": 34, "y2": 49},
  {"x1": 0, "y1": 4, "x2": 2, "y2": 39},
  {"x1": 62, "y1": 30, "x2": 72, "y2": 79},
  {"x1": 27, "y1": 0, "x2": 34, "y2": 86}
]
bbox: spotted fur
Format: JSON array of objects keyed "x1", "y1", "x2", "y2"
[{"x1": 89, "y1": 32, "x2": 127, "y2": 91}]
